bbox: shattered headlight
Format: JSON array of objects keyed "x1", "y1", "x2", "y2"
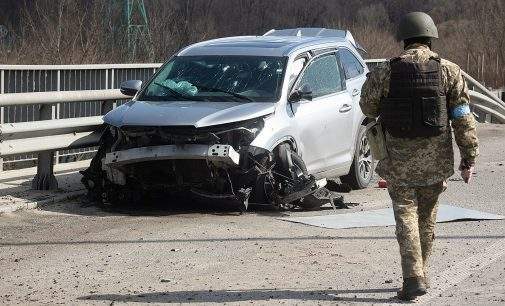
[{"x1": 214, "y1": 118, "x2": 264, "y2": 150}]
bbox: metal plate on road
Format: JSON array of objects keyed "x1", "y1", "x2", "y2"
[{"x1": 279, "y1": 205, "x2": 504, "y2": 229}]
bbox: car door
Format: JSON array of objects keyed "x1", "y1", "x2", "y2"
[
  {"x1": 338, "y1": 48, "x2": 367, "y2": 150},
  {"x1": 290, "y1": 52, "x2": 354, "y2": 174}
]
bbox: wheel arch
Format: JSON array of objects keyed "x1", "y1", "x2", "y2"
[
  {"x1": 340, "y1": 122, "x2": 374, "y2": 189},
  {"x1": 270, "y1": 136, "x2": 299, "y2": 153}
]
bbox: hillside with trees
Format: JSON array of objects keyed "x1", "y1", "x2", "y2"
[{"x1": 0, "y1": 0, "x2": 503, "y2": 88}]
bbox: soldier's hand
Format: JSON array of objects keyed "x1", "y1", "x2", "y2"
[
  {"x1": 459, "y1": 159, "x2": 474, "y2": 184},
  {"x1": 460, "y1": 167, "x2": 473, "y2": 183}
]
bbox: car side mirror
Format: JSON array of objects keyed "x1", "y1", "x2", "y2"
[
  {"x1": 120, "y1": 80, "x2": 142, "y2": 96},
  {"x1": 289, "y1": 84, "x2": 313, "y2": 102}
]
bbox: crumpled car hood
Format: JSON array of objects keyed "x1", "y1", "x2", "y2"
[{"x1": 104, "y1": 100, "x2": 276, "y2": 128}]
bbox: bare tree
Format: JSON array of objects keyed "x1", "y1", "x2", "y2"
[{"x1": 0, "y1": 0, "x2": 503, "y2": 88}]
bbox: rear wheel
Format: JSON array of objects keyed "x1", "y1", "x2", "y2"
[{"x1": 341, "y1": 125, "x2": 374, "y2": 189}]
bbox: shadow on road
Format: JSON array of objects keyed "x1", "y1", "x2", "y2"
[
  {"x1": 38, "y1": 194, "x2": 298, "y2": 218},
  {"x1": 0, "y1": 172, "x2": 82, "y2": 201},
  {"x1": 38, "y1": 188, "x2": 354, "y2": 218},
  {"x1": 79, "y1": 288, "x2": 402, "y2": 304}
]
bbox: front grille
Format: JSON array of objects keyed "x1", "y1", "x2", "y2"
[{"x1": 120, "y1": 126, "x2": 219, "y2": 148}]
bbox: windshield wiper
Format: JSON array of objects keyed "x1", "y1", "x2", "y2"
[
  {"x1": 194, "y1": 84, "x2": 254, "y2": 102},
  {"x1": 152, "y1": 82, "x2": 197, "y2": 101}
]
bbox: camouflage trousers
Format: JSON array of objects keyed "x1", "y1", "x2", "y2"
[{"x1": 387, "y1": 181, "x2": 446, "y2": 279}]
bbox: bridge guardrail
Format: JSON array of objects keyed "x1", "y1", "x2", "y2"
[
  {"x1": 0, "y1": 63, "x2": 161, "y2": 174},
  {"x1": 0, "y1": 61, "x2": 503, "y2": 190},
  {"x1": 0, "y1": 89, "x2": 134, "y2": 189}
]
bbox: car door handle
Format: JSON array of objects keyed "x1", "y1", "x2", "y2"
[
  {"x1": 352, "y1": 89, "x2": 360, "y2": 96},
  {"x1": 339, "y1": 104, "x2": 352, "y2": 113}
]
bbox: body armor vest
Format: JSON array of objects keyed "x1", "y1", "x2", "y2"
[{"x1": 379, "y1": 56, "x2": 448, "y2": 138}]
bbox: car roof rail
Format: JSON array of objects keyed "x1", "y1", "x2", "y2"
[{"x1": 263, "y1": 28, "x2": 367, "y2": 54}]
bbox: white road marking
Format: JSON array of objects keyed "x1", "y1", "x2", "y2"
[
  {"x1": 418, "y1": 238, "x2": 505, "y2": 304},
  {"x1": 353, "y1": 238, "x2": 505, "y2": 305}
]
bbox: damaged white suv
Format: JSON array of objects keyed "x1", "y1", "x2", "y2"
[{"x1": 82, "y1": 28, "x2": 374, "y2": 210}]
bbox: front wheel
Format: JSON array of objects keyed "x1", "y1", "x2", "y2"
[{"x1": 341, "y1": 125, "x2": 374, "y2": 189}]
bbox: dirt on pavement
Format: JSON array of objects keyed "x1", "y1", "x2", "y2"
[{"x1": 0, "y1": 123, "x2": 504, "y2": 305}]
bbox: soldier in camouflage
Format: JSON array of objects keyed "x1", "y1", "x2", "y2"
[{"x1": 360, "y1": 12, "x2": 479, "y2": 300}]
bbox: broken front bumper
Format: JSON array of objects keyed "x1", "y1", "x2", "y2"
[
  {"x1": 101, "y1": 144, "x2": 241, "y2": 187},
  {"x1": 103, "y1": 144, "x2": 240, "y2": 168}
]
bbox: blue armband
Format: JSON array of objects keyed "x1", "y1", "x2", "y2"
[{"x1": 450, "y1": 104, "x2": 470, "y2": 119}]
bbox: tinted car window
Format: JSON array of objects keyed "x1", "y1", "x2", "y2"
[
  {"x1": 340, "y1": 49, "x2": 364, "y2": 79},
  {"x1": 298, "y1": 54, "x2": 343, "y2": 98}
]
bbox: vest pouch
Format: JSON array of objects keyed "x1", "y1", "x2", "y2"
[
  {"x1": 366, "y1": 121, "x2": 387, "y2": 161},
  {"x1": 422, "y1": 96, "x2": 447, "y2": 127}
]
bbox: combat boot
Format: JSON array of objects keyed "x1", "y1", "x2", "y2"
[
  {"x1": 423, "y1": 276, "x2": 430, "y2": 289},
  {"x1": 397, "y1": 277, "x2": 427, "y2": 301}
]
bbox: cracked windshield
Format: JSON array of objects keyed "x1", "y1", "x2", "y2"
[{"x1": 140, "y1": 56, "x2": 287, "y2": 102}]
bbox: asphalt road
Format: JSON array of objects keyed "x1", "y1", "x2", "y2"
[{"x1": 0, "y1": 123, "x2": 504, "y2": 305}]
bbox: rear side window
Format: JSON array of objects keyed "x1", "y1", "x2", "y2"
[
  {"x1": 297, "y1": 54, "x2": 343, "y2": 98},
  {"x1": 340, "y1": 49, "x2": 364, "y2": 79}
]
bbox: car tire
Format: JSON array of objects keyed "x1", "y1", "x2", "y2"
[
  {"x1": 103, "y1": 181, "x2": 143, "y2": 207},
  {"x1": 275, "y1": 143, "x2": 325, "y2": 211},
  {"x1": 82, "y1": 126, "x2": 143, "y2": 207},
  {"x1": 252, "y1": 143, "x2": 309, "y2": 205},
  {"x1": 341, "y1": 124, "x2": 374, "y2": 189},
  {"x1": 275, "y1": 143, "x2": 308, "y2": 179}
]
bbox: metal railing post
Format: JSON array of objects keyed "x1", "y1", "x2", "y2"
[
  {"x1": 31, "y1": 103, "x2": 58, "y2": 190},
  {"x1": 101, "y1": 69, "x2": 114, "y2": 114},
  {"x1": 0, "y1": 69, "x2": 4, "y2": 173},
  {"x1": 0, "y1": 63, "x2": 162, "y2": 173},
  {"x1": 54, "y1": 70, "x2": 61, "y2": 165}
]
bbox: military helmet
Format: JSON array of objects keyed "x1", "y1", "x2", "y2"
[{"x1": 397, "y1": 12, "x2": 439, "y2": 41}]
